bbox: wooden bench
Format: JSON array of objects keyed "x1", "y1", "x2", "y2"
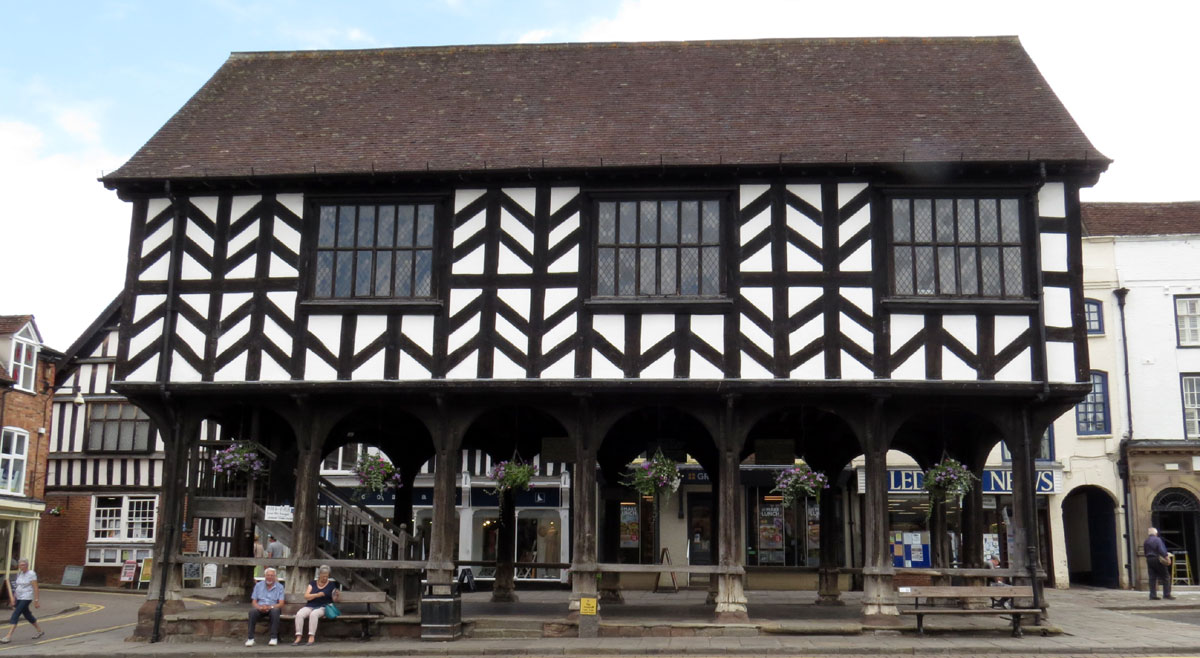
[
  {"x1": 897, "y1": 585, "x2": 1044, "y2": 637},
  {"x1": 283, "y1": 591, "x2": 387, "y2": 640}
]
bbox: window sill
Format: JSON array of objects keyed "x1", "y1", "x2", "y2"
[
  {"x1": 882, "y1": 297, "x2": 1039, "y2": 313},
  {"x1": 585, "y1": 296, "x2": 733, "y2": 314},
  {"x1": 300, "y1": 299, "x2": 443, "y2": 314},
  {"x1": 1077, "y1": 434, "x2": 1112, "y2": 440}
]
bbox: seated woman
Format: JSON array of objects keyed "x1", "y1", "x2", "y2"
[{"x1": 293, "y1": 565, "x2": 340, "y2": 645}]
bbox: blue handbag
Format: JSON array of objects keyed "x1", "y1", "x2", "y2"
[{"x1": 324, "y1": 603, "x2": 341, "y2": 619}]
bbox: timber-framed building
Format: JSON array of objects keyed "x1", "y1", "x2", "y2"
[{"x1": 98, "y1": 37, "x2": 1108, "y2": 637}]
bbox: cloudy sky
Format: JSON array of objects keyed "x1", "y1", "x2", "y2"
[{"x1": 2, "y1": 0, "x2": 1197, "y2": 348}]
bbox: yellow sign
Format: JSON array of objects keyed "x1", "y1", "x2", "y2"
[
  {"x1": 139, "y1": 558, "x2": 153, "y2": 583},
  {"x1": 579, "y1": 597, "x2": 597, "y2": 616}
]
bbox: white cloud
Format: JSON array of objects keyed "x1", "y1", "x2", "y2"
[
  {"x1": 0, "y1": 117, "x2": 130, "y2": 349},
  {"x1": 518, "y1": 28, "x2": 555, "y2": 44},
  {"x1": 279, "y1": 25, "x2": 378, "y2": 49}
]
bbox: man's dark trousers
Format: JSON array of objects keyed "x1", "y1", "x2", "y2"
[
  {"x1": 1147, "y1": 558, "x2": 1172, "y2": 599},
  {"x1": 248, "y1": 607, "x2": 281, "y2": 640}
]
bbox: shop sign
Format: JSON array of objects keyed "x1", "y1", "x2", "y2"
[
  {"x1": 264, "y1": 505, "x2": 294, "y2": 522},
  {"x1": 120, "y1": 559, "x2": 137, "y2": 582},
  {"x1": 857, "y1": 468, "x2": 1061, "y2": 495},
  {"x1": 619, "y1": 504, "x2": 640, "y2": 548},
  {"x1": 681, "y1": 470, "x2": 710, "y2": 482}
]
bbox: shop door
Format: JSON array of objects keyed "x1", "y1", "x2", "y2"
[
  {"x1": 1153, "y1": 488, "x2": 1200, "y2": 585},
  {"x1": 687, "y1": 492, "x2": 713, "y2": 568}
]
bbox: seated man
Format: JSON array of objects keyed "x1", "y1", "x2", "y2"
[
  {"x1": 247, "y1": 567, "x2": 285, "y2": 647},
  {"x1": 987, "y1": 555, "x2": 1013, "y2": 609}
]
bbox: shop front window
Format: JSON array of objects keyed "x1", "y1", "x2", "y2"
[
  {"x1": 744, "y1": 487, "x2": 818, "y2": 566},
  {"x1": 516, "y1": 510, "x2": 562, "y2": 579},
  {"x1": 617, "y1": 497, "x2": 658, "y2": 564}
]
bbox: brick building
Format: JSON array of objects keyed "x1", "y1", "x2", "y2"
[{"x1": 0, "y1": 315, "x2": 55, "y2": 581}]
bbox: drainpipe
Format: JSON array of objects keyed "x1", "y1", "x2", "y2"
[{"x1": 1114, "y1": 287, "x2": 1135, "y2": 588}]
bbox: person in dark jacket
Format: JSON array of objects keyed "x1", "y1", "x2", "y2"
[{"x1": 1144, "y1": 527, "x2": 1175, "y2": 600}]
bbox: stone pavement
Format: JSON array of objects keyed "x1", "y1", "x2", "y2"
[{"x1": 8, "y1": 586, "x2": 1200, "y2": 657}]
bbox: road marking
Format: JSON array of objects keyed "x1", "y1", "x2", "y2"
[
  {"x1": 38, "y1": 602, "x2": 104, "y2": 622},
  {"x1": 35, "y1": 622, "x2": 135, "y2": 644}
]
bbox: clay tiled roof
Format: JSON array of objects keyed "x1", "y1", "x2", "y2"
[
  {"x1": 1082, "y1": 202, "x2": 1200, "y2": 237},
  {"x1": 104, "y1": 37, "x2": 1106, "y2": 183},
  {"x1": 0, "y1": 315, "x2": 33, "y2": 336}
]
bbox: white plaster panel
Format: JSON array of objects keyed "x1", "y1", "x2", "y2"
[
  {"x1": 500, "y1": 208, "x2": 534, "y2": 252},
  {"x1": 140, "y1": 217, "x2": 172, "y2": 257},
  {"x1": 274, "y1": 217, "x2": 301, "y2": 254},
  {"x1": 839, "y1": 204, "x2": 869, "y2": 248},
  {"x1": 227, "y1": 219, "x2": 259, "y2": 256},
  {"x1": 641, "y1": 314, "x2": 674, "y2": 352},
  {"x1": 449, "y1": 288, "x2": 483, "y2": 316},
  {"x1": 1045, "y1": 341, "x2": 1076, "y2": 383},
  {"x1": 222, "y1": 292, "x2": 253, "y2": 318},
  {"x1": 266, "y1": 291, "x2": 296, "y2": 318},
  {"x1": 397, "y1": 352, "x2": 432, "y2": 380},
  {"x1": 891, "y1": 346, "x2": 926, "y2": 380},
  {"x1": 790, "y1": 354, "x2": 824, "y2": 380},
  {"x1": 889, "y1": 314, "x2": 924, "y2": 350},
  {"x1": 541, "y1": 314, "x2": 577, "y2": 354},
  {"x1": 146, "y1": 198, "x2": 171, "y2": 222},
  {"x1": 445, "y1": 352, "x2": 479, "y2": 379},
  {"x1": 307, "y1": 315, "x2": 343, "y2": 354},
  {"x1": 590, "y1": 349, "x2": 623, "y2": 379},
  {"x1": 841, "y1": 351, "x2": 874, "y2": 380},
  {"x1": 231, "y1": 195, "x2": 262, "y2": 222},
  {"x1": 133, "y1": 292, "x2": 165, "y2": 322},
  {"x1": 548, "y1": 212, "x2": 578, "y2": 250},
  {"x1": 448, "y1": 313, "x2": 481, "y2": 353},
  {"x1": 217, "y1": 316, "x2": 250, "y2": 353},
  {"x1": 1043, "y1": 287, "x2": 1072, "y2": 327},
  {"x1": 543, "y1": 288, "x2": 575, "y2": 320},
  {"x1": 789, "y1": 317, "x2": 824, "y2": 355},
  {"x1": 994, "y1": 347, "x2": 1032, "y2": 382},
  {"x1": 941, "y1": 346, "x2": 977, "y2": 381},
  {"x1": 175, "y1": 294, "x2": 206, "y2": 319},
  {"x1": 994, "y1": 315, "x2": 1030, "y2": 350},
  {"x1": 492, "y1": 349, "x2": 525, "y2": 378},
  {"x1": 838, "y1": 183, "x2": 868, "y2": 208},
  {"x1": 495, "y1": 314, "x2": 527, "y2": 354},
  {"x1": 129, "y1": 318, "x2": 163, "y2": 357},
  {"x1": 739, "y1": 184, "x2": 770, "y2": 208},
  {"x1": 126, "y1": 355, "x2": 159, "y2": 382},
  {"x1": 455, "y1": 189, "x2": 486, "y2": 213},
  {"x1": 549, "y1": 187, "x2": 579, "y2": 215},
  {"x1": 786, "y1": 204, "x2": 823, "y2": 249},
  {"x1": 1038, "y1": 182, "x2": 1066, "y2": 218},
  {"x1": 840, "y1": 241, "x2": 872, "y2": 272},
  {"x1": 504, "y1": 187, "x2": 537, "y2": 216},
  {"x1": 548, "y1": 245, "x2": 579, "y2": 273},
  {"x1": 455, "y1": 245, "x2": 486, "y2": 274},
  {"x1": 691, "y1": 315, "x2": 724, "y2": 354},
  {"x1": 741, "y1": 352, "x2": 774, "y2": 379},
  {"x1": 401, "y1": 315, "x2": 435, "y2": 354},
  {"x1": 840, "y1": 312, "x2": 873, "y2": 355},
  {"x1": 226, "y1": 256, "x2": 257, "y2": 279},
  {"x1": 788, "y1": 287, "x2": 822, "y2": 318},
  {"x1": 540, "y1": 352, "x2": 575, "y2": 379},
  {"x1": 786, "y1": 184, "x2": 822, "y2": 212},
  {"x1": 689, "y1": 352, "x2": 724, "y2": 378},
  {"x1": 1041, "y1": 232, "x2": 1068, "y2": 272},
  {"x1": 942, "y1": 315, "x2": 978, "y2": 353},
  {"x1": 741, "y1": 315, "x2": 773, "y2": 354},
  {"x1": 187, "y1": 217, "x2": 215, "y2": 254},
  {"x1": 742, "y1": 287, "x2": 774, "y2": 320},
  {"x1": 269, "y1": 253, "x2": 296, "y2": 278},
  {"x1": 740, "y1": 208, "x2": 770, "y2": 247},
  {"x1": 593, "y1": 315, "x2": 625, "y2": 350},
  {"x1": 640, "y1": 351, "x2": 675, "y2": 379},
  {"x1": 454, "y1": 212, "x2": 486, "y2": 248},
  {"x1": 262, "y1": 315, "x2": 292, "y2": 357},
  {"x1": 841, "y1": 287, "x2": 873, "y2": 318},
  {"x1": 170, "y1": 356, "x2": 202, "y2": 383},
  {"x1": 276, "y1": 193, "x2": 302, "y2": 218},
  {"x1": 141, "y1": 254, "x2": 171, "y2": 281},
  {"x1": 497, "y1": 288, "x2": 531, "y2": 321},
  {"x1": 355, "y1": 315, "x2": 387, "y2": 353},
  {"x1": 260, "y1": 352, "x2": 292, "y2": 382},
  {"x1": 786, "y1": 242, "x2": 821, "y2": 272},
  {"x1": 741, "y1": 243, "x2": 772, "y2": 272},
  {"x1": 179, "y1": 252, "x2": 209, "y2": 280}
]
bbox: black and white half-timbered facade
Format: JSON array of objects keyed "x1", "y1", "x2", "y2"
[{"x1": 100, "y1": 37, "x2": 1108, "y2": 636}]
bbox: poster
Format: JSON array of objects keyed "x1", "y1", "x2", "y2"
[
  {"x1": 983, "y1": 533, "x2": 1000, "y2": 562},
  {"x1": 120, "y1": 560, "x2": 137, "y2": 582},
  {"x1": 758, "y1": 504, "x2": 784, "y2": 550},
  {"x1": 619, "y1": 504, "x2": 640, "y2": 548}
]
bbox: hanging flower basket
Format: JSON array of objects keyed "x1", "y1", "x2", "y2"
[
  {"x1": 772, "y1": 463, "x2": 828, "y2": 507},
  {"x1": 621, "y1": 449, "x2": 681, "y2": 498},
  {"x1": 489, "y1": 460, "x2": 536, "y2": 495},
  {"x1": 923, "y1": 457, "x2": 977, "y2": 505},
  {"x1": 211, "y1": 441, "x2": 267, "y2": 479},
  {"x1": 352, "y1": 452, "x2": 403, "y2": 498}
]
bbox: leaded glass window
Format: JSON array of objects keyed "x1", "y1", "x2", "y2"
[
  {"x1": 595, "y1": 199, "x2": 722, "y2": 297},
  {"x1": 313, "y1": 202, "x2": 435, "y2": 299},
  {"x1": 1076, "y1": 371, "x2": 1111, "y2": 435},
  {"x1": 891, "y1": 197, "x2": 1025, "y2": 298},
  {"x1": 86, "y1": 402, "x2": 154, "y2": 452}
]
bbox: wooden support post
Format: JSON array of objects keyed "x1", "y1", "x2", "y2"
[
  {"x1": 598, "y1": 491, "x2": 623, "y2": 603},
  {"x1": 816, "y1": 484, "x2": 844, "y2": 605},
  {"x1": 862, "y1": 399, "x2": 898, "y2": 619},
  {"x1": 287, "y1": 424, "x2": 324, "y2": 593},
  {"x1": 1007, "y1": 406, "x2": 1046, "y2": 621},
  {"x1": 713, "y1": 396, "x2": 747, "y2": 622},
  {"x1": 491, "y1": 489, "x2": 518, "y2": 602},
  {"x1": 569, "y1": 397, "x2": 599, "y2": 620}
]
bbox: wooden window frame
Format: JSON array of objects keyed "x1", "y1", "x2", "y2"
[
  {"x1": 1175, "y1": 295, "x2": 1200, "y2": 348},
  {"x1": 0, "y1": 427, "x2": 27, "y2": 495},
  {"x1": 89, "y1": 494, "x2": 158, "y2": 543},
  {"x1": 1084, "y1": 298, "x2": 1104, "y2": 335},
  {"x1": 85, "y1": 402, "x2": 155, "y2": 454},
  {"x1": 886, "y1": 192, "x2": 1033, "y2": 301},
  {"x1": 9, "y1": 336, "x2": 37, "y2": 393},
  {"x1": 588, "y1": 191, "x2": 731, "y2": 305},
  {"x1": 1076, "y1": 371, "x2": 1111, "y2": 436},
  {"x1": 1182, "y1": 373, "x2": 1200, "y2": 439}
]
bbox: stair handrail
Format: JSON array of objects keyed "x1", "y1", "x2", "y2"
[{"x1": 316, "y1": 475, "x2": 409, "y2": 543}]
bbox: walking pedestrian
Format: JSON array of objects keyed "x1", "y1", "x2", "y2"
[
  {"x1": 0, "y1": 559, "x2": 44, "y2": 643},
  {"x1": 1144, "y1": 527, "x2": 1176, "y2": 600}
]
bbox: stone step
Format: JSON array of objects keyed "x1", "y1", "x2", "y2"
[
  {"x1": 469, "y1": 617, "x2": 546, "y2": 631},
  {"x1": 468, "y1": 628, "x2": 545, "y2": 639}
]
